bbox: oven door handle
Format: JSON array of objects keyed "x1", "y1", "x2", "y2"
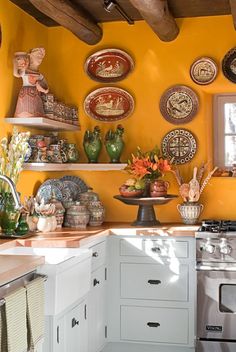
[{"x1": 197, "y1": 264, "x2": 236, "y2": 271}]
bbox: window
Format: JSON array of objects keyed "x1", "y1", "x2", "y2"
[{"x1": 214, "y1": 94, "x2": 236, "y2": 168}]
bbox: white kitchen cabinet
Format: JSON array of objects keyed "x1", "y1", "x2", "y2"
[
  {"x1": 87, "y1": 240, "x2": 107, "y2": 352},
  {"x1": 107, "y1": 235, "x2": 196, "y2": 352},
  {"x1": 88, "y1": 266, "x2": 107, "y2": 352},
  {"x1": 44, "y1": 298, "x2": 88, "y2": 352},
  {"x1": 65, "y1": 300, "x2": 88, "y2": 352}
]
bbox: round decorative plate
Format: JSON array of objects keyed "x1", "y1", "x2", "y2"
[
  {"x1": 159, "y1": 85, "x2": 199, "y2": 124},
  {"x1": 161, "y1": 128, "x2": 197, "y2": 164},
  {"x1": 84, "y1": 87, "x2": 134, "y2": 122},
  {"x1": 222, "y1": 47, "x2": 236, "y2": 83},
  {"x1": 36, "y1": 178, "x2": 64, "y2": 203},
  {"x1": 60, "y1": 175, "x2": 89, "y2": 201},
  {"x1": 190, "y1": 57, "x2": 218, "y2": 85},
  {"x1": 85, "y1": 48, "x2": 134, "y2": 82}
]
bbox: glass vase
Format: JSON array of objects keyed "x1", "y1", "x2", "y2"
[{"x1": 0, "y1": 193, "x2": 21, "y2": 235}]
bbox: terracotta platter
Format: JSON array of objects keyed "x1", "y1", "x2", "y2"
[
  {"x1": 190, "y1": 57, "x2": 218, "y2": 85},
  {"x1": 161, "y1": 128, "x2": 197, "y2": 164},
  {"x1": 222, "y1": 47, "x2": 236, "y2": 83},
  {"x1": 160, "y1": 85, "x2": 199, "y2": 124},
  {"x1": 84, "y1": 87, "x2": 134, "y2": 122},
  {"x1": 85, "y1": 49, "x2": 134, "y2": 82}
]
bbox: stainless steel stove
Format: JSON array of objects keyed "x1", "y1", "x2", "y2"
[{"x1": 196, "y1": 220, "x2": 236, "y2": 352}]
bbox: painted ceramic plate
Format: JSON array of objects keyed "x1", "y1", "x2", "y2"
[
  {"x1": 222, "y1": 47, "x2": 236, "y2": 83},
  {"x1": 161, "y1": 128, "x2": 197, "y2": 164},
  {"x1": 84, "y1": 48, "x2": 134, "y2": 82},
  {"x1": 159, "y1": 85, "x2": 199, "y2": 124},
  {"x1": 60, "y1": 175, "x2": 89, "y2": 201},
  {"x1": 36, "y1": 178, "x2": 64, "y2": 203},
  {"x1": 84, "y1": 87, "x2": 134, "y2": 122},
  {"x1": 190, "y1": 57, "x2": 218, "y2": 85}
]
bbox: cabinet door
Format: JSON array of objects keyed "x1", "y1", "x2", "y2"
[
  {"x1": 88, "y1": 266, "x2": 106, "y2": 352},
  {"x1": 65, "y1": 300, "x2": 88, "y2": 352}
]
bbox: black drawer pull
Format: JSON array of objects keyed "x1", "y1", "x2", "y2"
[
  {"x1": 147, "y1": 322, "x2": 160, "y2": 328},
  {"x1": 92, "y1": 252, "x2": 99, "y2": 257},
  {"x1": 148, "y1": 279, "x2": 161, "y2": 285},
  {"x1": 151, "y1": 247, "x2": 161, "y2": 253},
  {"x1": 93, "y1": 278, "x2": 100, "y2": 286}
]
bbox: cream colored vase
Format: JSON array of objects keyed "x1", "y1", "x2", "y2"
[{"x1": 177, "y1": 202, "x2": 204, "y2": 225}]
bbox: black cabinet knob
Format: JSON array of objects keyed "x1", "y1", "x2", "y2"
[
  {"x1": 93, "y1": 278, "x2": 100, "y2": 286},
  {"x1": 92, "y1": 252, "x2": 99, "y2": 257},
  {"x1": 72, "y1": 318, "x2": 79, "y2": 328}
]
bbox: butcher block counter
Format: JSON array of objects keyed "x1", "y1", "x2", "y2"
[{"x1": 0, "y1": 223, "x2": 199, "y2": 285}]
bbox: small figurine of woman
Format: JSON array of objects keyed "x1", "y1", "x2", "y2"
[{"x1": 13, "y1": 47, "x2": 49, "y2": 118}]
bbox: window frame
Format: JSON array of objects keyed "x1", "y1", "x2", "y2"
[{"x1": 213, "y1": 93, "x2": 236, "y2": 169}]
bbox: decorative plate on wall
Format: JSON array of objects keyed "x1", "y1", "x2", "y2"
[
  {"x1": 161, "y1": 128, "x2": 197, "y2": 164},
  {"x1": 159, "y1": 85, "x2": 199, "y2": 124},
  {"x1": 222, "y1": 47, "x2": 236, "y2": 83},
  {"x1": 84, "y1": 49, "x2": 134, "y2": 82},
  {"x1": 190, "y1": 57, "x2": 218, "y2": 85},
  {"x1": 84, "y1": 87, "x2": 134, "y2": 122}
]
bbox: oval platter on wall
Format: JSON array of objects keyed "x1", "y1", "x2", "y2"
[
  {"x1": 159, "y1": 85, "x2": 199, "y2": 124},
  {"x1": 84, "y1": 87, "x2": 135, "y2": 122},
  {"x1": 161, "y1": 128, "x2": 197, "y2": 164},
  {"x1": 190, "y1": 57, "x2": 218, "y2": 85},
  {"x1": 84, "y1": 48, "x2": 134, "y2": 82}
]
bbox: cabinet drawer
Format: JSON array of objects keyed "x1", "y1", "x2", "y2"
[
  {"x1": 90, "y1": 241, "x2": 106, "y2": 271},
  {"x1": 121, "y1": 305, "x2": 188, "y2": 344},
  {"x1": 120, "y1": 238, "x2": 188, "y2": 258},
  {"x1": 121, "y1": 263, "x2": 188, "y2": 301}
]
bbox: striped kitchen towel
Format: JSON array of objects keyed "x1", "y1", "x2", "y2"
[
  {"x1": 25, "y1": 277, "x2": 45, "y2": 352},
  {"x1": 4, "y1": 286, "x2": 28, "y2": 352}
]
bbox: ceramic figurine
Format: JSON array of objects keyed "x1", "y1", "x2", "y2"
[
  {"x1": 83, "y1": 126, "x2": 102, "y2": 163},
  {"x1": 67, "y1": 143, "x2": 79, "y2": 163},
  {"x1": 105, "y1": 124, "x2": 124, "y2": 163},
  {"x1": 48, "y1": 191, "x2": 65, "y2": 228},
  {"x1": 13, "y1": 47, "x2": 49, "y2": 118}
]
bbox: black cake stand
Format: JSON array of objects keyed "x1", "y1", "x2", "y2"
[{"x1": 114, "y1": 195, "x2": 178, "y2": 226}]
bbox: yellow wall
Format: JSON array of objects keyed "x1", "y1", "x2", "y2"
[{"x1": 2, "y1": 2, "x2": 236, "y2": 222}]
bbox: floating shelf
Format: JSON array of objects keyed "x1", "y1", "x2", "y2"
[
  {"x1": 5, "y1": 117, "x2": 80, "y2": 131},
  {"x1": 23, "y1": 163, "x2": 127, "y2": 172}
]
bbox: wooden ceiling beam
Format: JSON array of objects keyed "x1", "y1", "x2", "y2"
[
  {"x1": 229, "y1": 0, "x2": 236, "y2": 30},
  {"x1": 28, "y1": 0, "x2": 103, "y2": 45},
  {"x1": 129, "y1": 0, "x2": 179, "y2": 41}
]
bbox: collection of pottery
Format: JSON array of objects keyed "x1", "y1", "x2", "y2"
[
  {"x1": 83, "y1": 125, "x2": 125, "y2": 163},
  {"x1": 64, "y1": 189, "x2": 105, "y2": 229},
  {"x1": 42, "y1": 93, "x2": 80, "y2": 126},
  {"x1": 27, "y1": 134, "x2": 79, "y2": 163}
]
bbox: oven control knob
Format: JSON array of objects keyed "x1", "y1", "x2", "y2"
[
  {"x1": 220, "y1": 244, "x2": 232, "y2": 255},
  {"x1": 205, "y1": 243, "x2": 216, "y2": 254}
]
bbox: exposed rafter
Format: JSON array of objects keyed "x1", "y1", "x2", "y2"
[
  {"x1": 129, "y1": 0, "x2": 179, "y2": 42},
  {"x1": 229, "y1": 0, "x2": 236, "y2": 30},
  {"x1": 28, "y1": 0, "x2": 103, "y2": 45}
]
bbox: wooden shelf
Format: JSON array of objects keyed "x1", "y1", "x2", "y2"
[
  {"x1": 23, "y1": 163, "x2": 127, "y2": 171},
  {"x1": 5, "y1": 117, "x2": 80, "y2": 131}
]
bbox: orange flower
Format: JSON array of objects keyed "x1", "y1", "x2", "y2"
[{"x1": 125, "y1": 147, "x2": 171, "y2": 181}]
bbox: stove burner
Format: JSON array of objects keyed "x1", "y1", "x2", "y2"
[{"x1": 198, "y1": 219, "x2": 236, "y2": 233}]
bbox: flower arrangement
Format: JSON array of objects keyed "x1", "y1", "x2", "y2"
[
  {"x1": 125, "y1": 146, "x2": 171, "y2": 182},
  {"x1": 0, "y1": 127, "x2": 30, "y2": 192},
  {"x1": 172, "y1": 163, "x2": 218, "y2": 203},
  {"x1": 119, "y1": 146, "x2": 171, "y2": 196}
]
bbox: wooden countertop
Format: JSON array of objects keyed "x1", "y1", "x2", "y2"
[
  {"x1": 0, "y1": 254, "x2": 44, "y2": 286},
  {"x1": 0, "y1": 222, "x2": 199, "y2": 285}
]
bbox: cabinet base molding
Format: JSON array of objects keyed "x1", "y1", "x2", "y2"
[{"x1": 102, "y1": 342, "x2": 195, "y2": 352}]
